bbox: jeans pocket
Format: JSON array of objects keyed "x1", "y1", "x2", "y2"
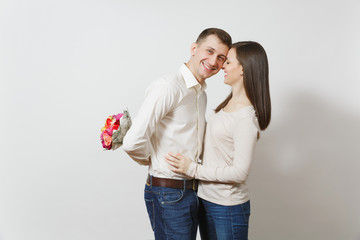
[
  {"x1": 240, "y1": 201, "x2": 251, "y2": 224},
  {"x1": 145, "y1": 198, "x2": 155, "y2": 230},
  {"x1": 161, "y1": 189, "x2": 184, "y2": 204}
]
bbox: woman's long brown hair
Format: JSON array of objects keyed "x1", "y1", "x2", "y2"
[{"x1": 215, "y1": 41, "x2": 271, "y2": 130}]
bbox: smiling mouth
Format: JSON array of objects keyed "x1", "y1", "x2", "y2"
[{"x1": 202, "y1": 62, "x2": 216, "y2": 71}]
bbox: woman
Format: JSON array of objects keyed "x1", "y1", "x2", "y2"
[{"x1": 165, "y1": 41, "x2": 271, "y2": 240}]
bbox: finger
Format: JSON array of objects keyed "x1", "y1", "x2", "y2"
[
  {"x1": 164, "y1": 155, "x2": 176, "y2": 163},
  {"x1": 168, "y1": 152, "x2": 179, "y2": 159},
  {"x1": 165, "y1": 158, "x2": 178, "y2": 168},
  {"x1": 165, "y1": 154, "x2": 180, "y2": 163},
  {"x1": 168, "y1": 166, "x2": 181, "y2": 174}
]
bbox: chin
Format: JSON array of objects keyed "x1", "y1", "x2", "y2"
[{"x1": 202, "y1": 73, "x2": 214, "y2": 80}]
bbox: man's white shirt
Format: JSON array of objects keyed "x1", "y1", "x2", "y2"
[{"x1": 123, "y1": 64, "x2": 207, "y2": 180}]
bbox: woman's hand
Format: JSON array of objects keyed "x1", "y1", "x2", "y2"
[{"x1": 165, "y1": 152, "x2": 192, "y2": 175}]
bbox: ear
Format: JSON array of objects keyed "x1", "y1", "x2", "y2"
[{"x1": 190, "y1": 42, "x2": 197, "y2": 56}]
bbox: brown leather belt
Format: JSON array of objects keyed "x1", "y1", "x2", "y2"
[{"x1": 146, "y1": 174, "x2": 198, "y2": 190}]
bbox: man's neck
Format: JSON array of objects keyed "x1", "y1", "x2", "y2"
[{"x1": 185, "y1": 62, "x2": 205, "y2": 85}]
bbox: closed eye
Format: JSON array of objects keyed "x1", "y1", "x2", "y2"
[{"x1": 218, "y1": 56, "x2": 226, "y2": 62}]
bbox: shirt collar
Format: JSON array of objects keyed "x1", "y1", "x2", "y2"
[{"x1": 179, "y1": 64, "x2": 207, "y2": 91}]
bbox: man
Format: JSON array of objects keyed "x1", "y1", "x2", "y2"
[{"x1": 122, "y1": 28, "x2": 231, "y2": 239}]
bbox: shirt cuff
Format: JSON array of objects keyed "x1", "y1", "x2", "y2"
[{"x1": 186, "y1": 161, "x2": 197, "y2": 178}]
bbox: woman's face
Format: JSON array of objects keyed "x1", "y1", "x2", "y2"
[{"x1": 223, "y1": 48, "x2": 243, "y2": 86}]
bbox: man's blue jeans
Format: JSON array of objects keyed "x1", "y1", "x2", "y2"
[
  {"x1": 199, "y1": 198, "x2": 251, "y2": 240},
  {"x1": 144, "y1": 182, "x2": 198, "y2": 240}
]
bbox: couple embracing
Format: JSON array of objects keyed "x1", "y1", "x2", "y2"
[{"x1": 123, "y1": 28, "x2": 271, "y2": 240}]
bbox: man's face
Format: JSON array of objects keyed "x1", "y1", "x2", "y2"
[{"x1": 189, "y1": 35, "x2": 229, "y2": 84}]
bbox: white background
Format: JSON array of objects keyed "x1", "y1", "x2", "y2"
[{"x1": 1, "y1": 0, "x2": 360, "y2": 239}]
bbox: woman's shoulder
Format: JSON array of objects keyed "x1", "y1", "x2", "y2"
[{"x1": 232, "y1": 106, "x2": 259, "y2": 131}]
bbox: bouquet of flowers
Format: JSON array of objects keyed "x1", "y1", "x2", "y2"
[{"x1": 100, "y1": 109, "x2": 132, "y2": 150}]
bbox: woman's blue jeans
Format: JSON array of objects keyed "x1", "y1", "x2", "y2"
[
  {"x1": 199, "y1": 198, "x2": 251, "y2": 240},
  {"x1": 144, "y1": 183, "x2": 198, "y2": 240}
]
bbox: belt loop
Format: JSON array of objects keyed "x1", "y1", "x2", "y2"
[
  {"x1": 183, "y1": 179, "x2": 186, "y2": 191},
  {"x1": 150, "y1": 175, "x2": 153, "y2": 186}
]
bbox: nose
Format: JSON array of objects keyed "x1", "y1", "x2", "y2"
[{"x1": 208, "y1": 55, "x2": 217, "y2": 66}]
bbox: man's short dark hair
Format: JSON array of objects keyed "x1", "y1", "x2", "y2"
[{"x1": 196, "y1": 28, "x2": 232, "y2": 48}]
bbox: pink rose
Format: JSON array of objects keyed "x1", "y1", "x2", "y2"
[
  {"x1": 113, "y1": 113, "x2": 124, "y2": 120},
  {"x1": 101, "y1": 131, "x2": 112, "y2": 149}
]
